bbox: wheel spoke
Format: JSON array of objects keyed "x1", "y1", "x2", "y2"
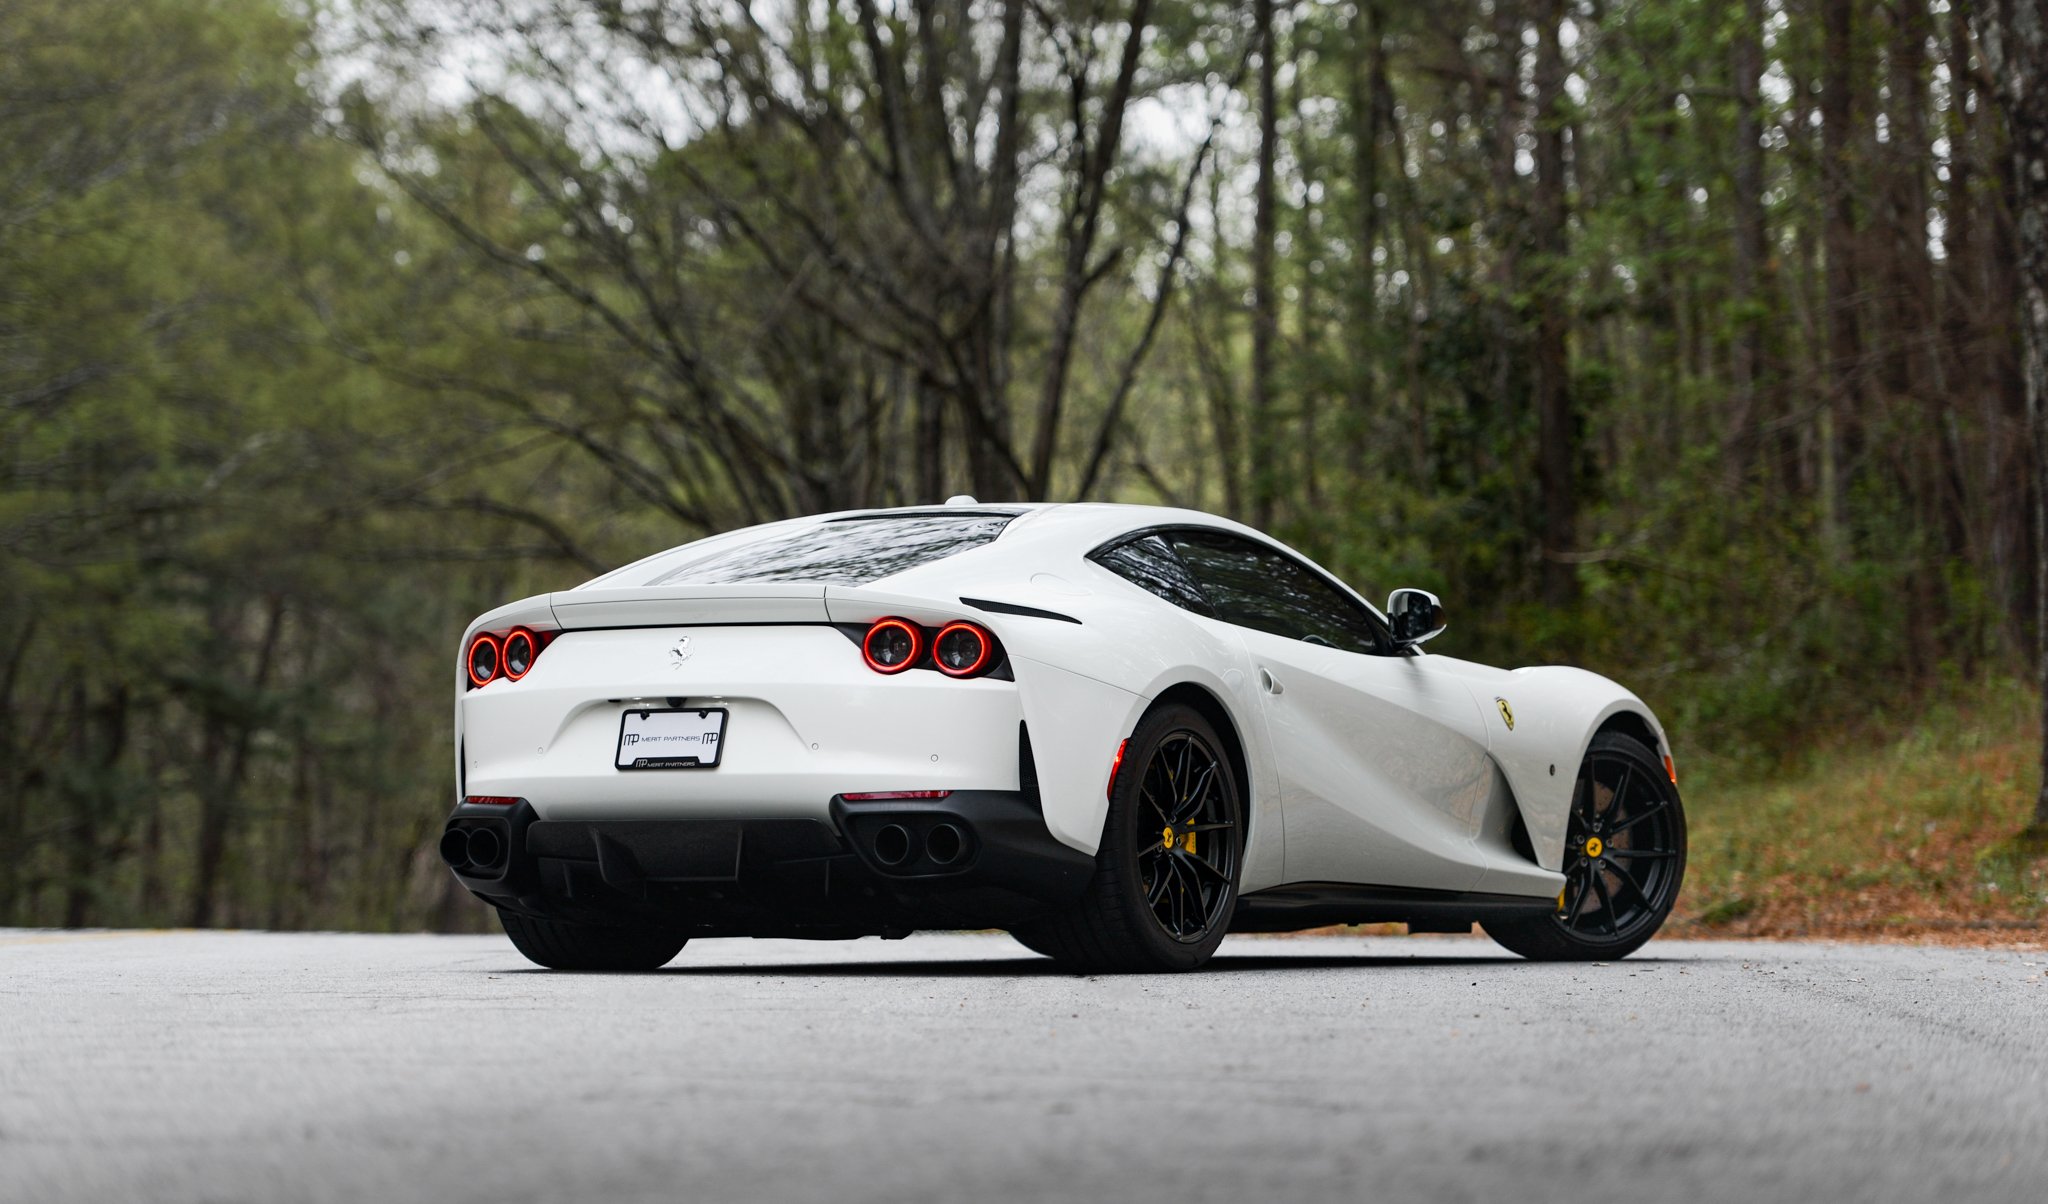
[
  {"x1": 1186, "y1": 821, "x2": 1235, "y2": 833},
  {"x1": 1182, "y1": 851, "x2": 1231, "y2": 882},
  {"x1": 1143, "y1": 753, "x2": 1171, "y2": 808},
  {"x1": 1603, "y1": 846, "x2": 1675, "y2": 859},
  {"x1": 1606, "y1": 800, "x2": 1669, "y2": 837},
  {"x1": 1172, "y1": 761, "x2": 1217, "y2": 822},
  {"x1": 1177, "y1": 859, "x2": 1211, "y2": 934},
  {"x1": 1607, "y1": 764, "x2": 1632, "y2": 823},
  {"x1": 1170, "y1": 861, "x2": 1193, "y2": 934},
  {"x1": 1561, "y1": 868, "x2": 1592, "y2": 929},
  {"x1": 1591, "y1": 869, "x2": 1619, "y2": 935},
  {"x1": 1603, "y1": 860, "x2": 1653, "y2": 909}
]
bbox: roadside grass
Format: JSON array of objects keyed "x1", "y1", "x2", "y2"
[{"x1": 1670, "y1": 679, "x2": 2048, "y2": 941}]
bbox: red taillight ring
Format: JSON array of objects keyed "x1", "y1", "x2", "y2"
[
  {"x1": 466, "y1": 632, "x2": 502, "y2": 688},
  {"x1": 502, "y1": 627, "x2": 539, "y2": 681},
  {"x1": 862, "y1": 617, "x2": 923, "y2": 674},
  {"x1": 932, "y1": 621, "x2": 994, "y2": 677}
]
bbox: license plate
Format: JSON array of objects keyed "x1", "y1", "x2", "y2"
[{"x1": 615, "y1": 708, "x2": 728, "y2": 770}]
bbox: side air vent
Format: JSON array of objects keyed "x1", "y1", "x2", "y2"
[{"x1": 1018, "y1": 722, "x2": 1041, "y2": 811}]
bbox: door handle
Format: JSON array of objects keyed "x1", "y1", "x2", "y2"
[{"x1": 1259, "y1": 668, "x2": 1284, "y2": 695}]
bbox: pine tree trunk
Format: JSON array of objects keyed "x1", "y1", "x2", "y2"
[
  {"x1": 1727, "y1": 0, "x2": 1767, "y2": 482},
  {"x1": 1976, "y1": 0, "x2": 2048, "y2": 828},
  {"x1": 1345, "y1": 0, "x2": 1388, "y2": 491},
  {"x1": 1533, "y1": 0, "x2": 1576, "y2": 606},
  {"x1": 1250, "y1": 0, "x2": 1280, "y2": 529},
  {"x1": 1820, "y1": 0, "x2": 1861, "y2": 559}
]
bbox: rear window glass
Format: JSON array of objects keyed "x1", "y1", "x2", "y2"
[{"x1": 643, "y1": 514, "x2": 1014, "y2": 586}]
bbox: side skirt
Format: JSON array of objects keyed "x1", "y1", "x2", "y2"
[{"x1": 1230, "y1": 881, "x2": 1555, "y2": 934}]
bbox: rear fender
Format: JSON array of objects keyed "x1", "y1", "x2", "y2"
[
  {"x1": 827, "y1": 584, "x2": 1142, "y2": 857},
  {"x1": 826, "y1": 584, "x2": 1263, "y2": 864}
]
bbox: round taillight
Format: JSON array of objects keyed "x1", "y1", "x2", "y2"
[
  {"x1": 933, "y1": 621, "x2": 993, "y2": 677},
  {"x1": 862, "y1": 618, "x2": 922, "y2": 674},
  {"x1": 502, "y1": 628, "x2": 537, "y2": 680},
  {"x1": 466, "y1": 633, "x2": 501, "y2": 687}
]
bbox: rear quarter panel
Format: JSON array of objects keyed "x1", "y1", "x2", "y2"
[{"x1": 828, "y1": 552, "x2": 1285, "y2": 889}]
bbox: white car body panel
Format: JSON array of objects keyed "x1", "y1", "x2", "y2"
[{"x1": 453, "y1": 501, "x2": 1672, "y2": 906}]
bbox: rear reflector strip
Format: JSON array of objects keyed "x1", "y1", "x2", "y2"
[
  {"x1": 841, "y1": 790, "x2": 952, "y2": 801},
  {"x1": 1106, "y1": 738, "x2": 1128, "y2": 799},
  {"x1": 463, "y1": 795, "x2": 521, "y2": 806}
]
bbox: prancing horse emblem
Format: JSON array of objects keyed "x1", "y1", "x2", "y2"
[
  {"x1": 669, "y1": 636, "x2": 692, "y2": 668},
  {"x1": 1495, "y1": 697, "x2": 1515, "y2": 731}
]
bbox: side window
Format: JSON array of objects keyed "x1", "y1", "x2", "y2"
[
  {"x1": 1092, "y1": 534, "x2": 1215, "y2": 616},
  {"x1": 1163, "y1": 530, "x2": 1385, "y2": 655}
]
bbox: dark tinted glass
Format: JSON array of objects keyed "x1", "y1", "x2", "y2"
[
  {"x1": 1092, "y1": 534, "x2": 1214, "y2": 615},
  {"x1": 646, "y1": 514, "x2": 1012, "y2": 586},
  {"x1": 1163, "y1": 530, "x2": 1384, "y2": 654}
]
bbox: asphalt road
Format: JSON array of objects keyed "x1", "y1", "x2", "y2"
[{"x1": 2, "y1": 929, "x2": 2043, "y2": 1204}]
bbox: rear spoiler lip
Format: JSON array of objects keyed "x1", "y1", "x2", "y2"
[
  {"x1": 516, "y1": 582, "x2": 1053, "y2": 634},
  {"x1": 546, "y1": 583, "x2": 831, "y2": 630}
]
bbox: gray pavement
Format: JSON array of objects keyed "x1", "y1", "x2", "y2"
[{"x1": 1, "y1": 929, "x2": 2043, "y2": 1203}]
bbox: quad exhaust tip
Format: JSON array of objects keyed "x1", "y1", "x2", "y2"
[
  {"x1": 466, "y1": 827, "x2": 504, "y2": 871},
  {"x1": 872, "y1": 824, "x2": 914, "y2": 867},
  {"x1": 439, "y1": 824, "x2": 508, "y2": 875},
  {"x1": 925, "y1": 823, "x2": 965, "y2": 866},
  {"x1": 863, "y1": 821, "x2": 970, "y2": 871}
]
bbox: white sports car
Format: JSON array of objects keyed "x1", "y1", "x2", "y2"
[{"x1": 443, "y1": 501, "x2": 1685, "y2": 972}]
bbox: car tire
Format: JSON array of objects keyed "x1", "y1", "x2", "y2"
[
  {"x1": 1011, "y1": 702, "x2": 1244, "y2": 973},
  {"x1": 1483, "y1": 731, "x2": 1687, "y2": 961},
  {"x1": 497, "y1": 909, "x2": 687, "y2": 971}
]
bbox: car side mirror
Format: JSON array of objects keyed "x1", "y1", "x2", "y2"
[{"x1": 1387, "y1": 588, "x2": 1446, "y2": 647}]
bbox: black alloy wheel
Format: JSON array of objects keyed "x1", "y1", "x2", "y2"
[
  {"x1": 1483, "y1": 731, "x2": 1687, "y2": 961},
  {"x1": 1135, "y1": 730, "x2": 1241, "y2": 943},
  {"x1": 1012, "y1": 702, "x2": 1244, "y2": 972}
]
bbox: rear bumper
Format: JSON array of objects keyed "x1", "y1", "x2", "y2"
[
  {"x1": 457, "y1": 625, "x2": 1030, "y2": 822},
  {"x1": 440, "y1": 791, "x2": 1094, "y2": 936}
]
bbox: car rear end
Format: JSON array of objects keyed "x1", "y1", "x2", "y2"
[{"x1": 439, "y1": 510, "x2": 1095, "y2": 937}]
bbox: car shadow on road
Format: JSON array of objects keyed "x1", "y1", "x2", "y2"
[{"x1": 496, "y1": 951, "x2": 1693, "y2": 978}]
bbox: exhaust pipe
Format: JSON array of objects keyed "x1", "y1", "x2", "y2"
[
  {"x1": 872, "y1": 823, "x2": 913, "y2": 867},
  {"x1": 924, "y1": 823, "x2": 966, "y2": 867},
  {"x1": 438, "y1": 828, "x2": 472, "y2": 870},
  {"x1": 465, "y1": 826, "x2": 505, "y2": 872}
]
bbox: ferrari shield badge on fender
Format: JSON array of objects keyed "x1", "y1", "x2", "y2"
[{"x1": 1495, "y1": 697, "x2": 1515, "y2": 730}]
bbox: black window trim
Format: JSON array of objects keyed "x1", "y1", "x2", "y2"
[{"x1": 1086, "y1": 523, "x2": 1399, "y2": 656}]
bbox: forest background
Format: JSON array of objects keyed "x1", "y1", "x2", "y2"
[{"x1": 6, "y1": 0, "x2": 2047, "y2": 935}]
